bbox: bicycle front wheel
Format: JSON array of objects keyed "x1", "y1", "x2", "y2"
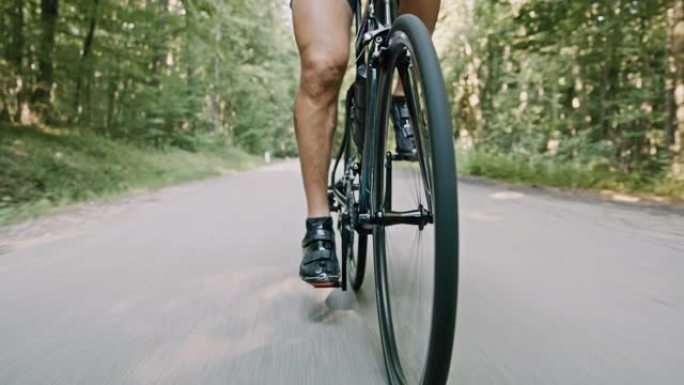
[{"x1": 371, "y1": 15, "x2": 459, "y2": 385}]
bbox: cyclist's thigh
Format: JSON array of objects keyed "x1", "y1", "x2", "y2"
[
  {"x1": 398, "y1": 0, "x2": 440, "y2": 31},
  {"x1": 292, "y1": 0, "x2": 353, "y2": 70}
]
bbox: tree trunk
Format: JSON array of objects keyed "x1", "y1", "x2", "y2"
[
  {"x1": 151, "y1": 0, "x2": 169, "y2": 77},
  {"x1": 74, "y1": 0, "x2": 100, "y2": 122},
  {"x1": 181, "y1": 0, "x2": 195, "y2": 130},
  {"x1": 33, "y1": 0, "x2": 59, "y2": 120},
  {"x1": 213, "y1": 1, "x2": 224, "y2": 132},
  {"x1": 670, "y1": 0, "x2": 684, "y2": 179},
  {"x1": 8, "y1": 0, "x2": 25, "y2": 122},
  {"x1": 106, "y1": 72, "x2": 117, "y2": 131},
  {"x1": 8, "y1": 0, "x2": 25, "y2": 75}
]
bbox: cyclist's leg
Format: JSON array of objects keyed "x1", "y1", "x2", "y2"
[
  {"x1": 391, "y1": 0, "x2": 441, "y2": 157},
  {"x1": 394, "y1": 0, "x2": 439, "y2": 97},
  {"x1": 292, "y1": 0, "x2": 352, "y2": 286},
  {"x1": 292, "y1": 0, "x2": 352, "y2": 219},
  {"x1": 398, "y1": 0, "x2": 440, "y2": 32}
]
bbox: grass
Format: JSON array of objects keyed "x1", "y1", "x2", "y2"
[
  {"x1": 2, "y1": 124, "x2": 680, "y2": 227},
  {"x1": 0, "y1": 124, "x2": 259, "y2": 226},
  {"x1": 457, "y1": 149, "x2": 684, "y2": 202}
]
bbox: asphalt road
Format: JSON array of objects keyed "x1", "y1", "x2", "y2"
[{"x1": 0, "y1": 161, "x2": 682, "y2": 385}]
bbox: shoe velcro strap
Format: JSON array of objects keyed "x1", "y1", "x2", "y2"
[
  {"x1": 301, "y1": 248, "x2": 333, "y2": 264},
  {"x1": 302, "y1": 228, "x2": 334, "y2": 247}
]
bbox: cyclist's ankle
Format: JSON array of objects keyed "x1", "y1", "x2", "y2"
[{"x1": 307, "y1": 207, "x2": 330, "y2": 218}]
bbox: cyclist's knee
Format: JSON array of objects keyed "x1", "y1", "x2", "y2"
[{"x1": 300, "y1": 51, "x2": 347, "y2": 103}]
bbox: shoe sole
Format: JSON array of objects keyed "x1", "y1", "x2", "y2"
[
  {"x1": 301, "y1": 275, "x2": 340, "y2": 288},
  {"x1": 311, "y1": 281, "x2": 339, "y2": 288}
]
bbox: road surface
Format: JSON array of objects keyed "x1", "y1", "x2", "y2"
[{"x1": 0, "y1": 161, "x2": 682, "y2": 384}]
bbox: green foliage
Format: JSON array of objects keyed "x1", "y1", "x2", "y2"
[
  {"x1": 0, "y1": 0, "x2": 298, "y2": 154},
  {"x1": 446, "y1": 0, "x2": 681, "y2": 188},
  {"x1": 458, "y1": 149, "x2": 684, "y2": 201},
  {"x1": 0, "y1": 0, "x2": 297, "y2": 223}
]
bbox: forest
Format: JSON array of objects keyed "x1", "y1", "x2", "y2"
[
  {"x1": 0, "y1": 0, "x2": 298, "y2": 153},
  {"x1": 0, "y1": 0, "x2": 682, "y2": 221},
  {"x1": 445, "y1": 0, "x2": 684, "y2": 196}
]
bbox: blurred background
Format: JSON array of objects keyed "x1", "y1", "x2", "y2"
[{"x1": 0, "y1": 0, "x2": 682, "y2": 223}]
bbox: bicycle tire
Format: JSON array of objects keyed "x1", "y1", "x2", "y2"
[
  {"x1": 342, "y1": 85, "x2": 369, "y2": 291},
  {"x1": 371, "y1": 14, "x2": 459, "y2": 385}
]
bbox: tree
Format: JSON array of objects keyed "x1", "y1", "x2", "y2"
[
  {"x1": 445, "y1": 0, "x2": 677, "y2": 180},
  {"x1": 670, "y1": 0, "x2": 684, "y2": 179},
  {"x1": 33, "y1": 0, "x2": 59, "y2": 119},
  {"x1": 73, "y1": 0, "x2": 100, "y2": 122},
  {"x1": 0, "y1": 0, "x2": 299, "y2": 154}
]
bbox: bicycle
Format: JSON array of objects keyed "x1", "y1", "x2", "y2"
[{"x1": 327, "y1": 1, "x2": 459, "y2": 384}]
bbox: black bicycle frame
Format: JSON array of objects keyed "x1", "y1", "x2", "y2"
[
  {"x1": 330, "y1": 0, "x2": 392, "y2": 214},
  {"x1": 331, "y1": 0, "x2": 430, "y2": 232}
]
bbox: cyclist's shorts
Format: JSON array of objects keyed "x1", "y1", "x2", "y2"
[{"x1": 291, "y1": 0, "x2": 357, "y2": 14}]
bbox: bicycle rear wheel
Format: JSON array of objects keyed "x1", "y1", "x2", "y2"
[
  {"x1": 341, "y1": 85, "x2": 368, "y2": 291},
  {"x1": 371, "y1": 15, "x2": 459, "y2": 385}
]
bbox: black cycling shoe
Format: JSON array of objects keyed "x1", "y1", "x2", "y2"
[
  {"x1": 391, "y1": 95, "x2": 418, "y2": 161},
  {"x1": 299, "y1": 217, "x2": 340, "y2": 288}
]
